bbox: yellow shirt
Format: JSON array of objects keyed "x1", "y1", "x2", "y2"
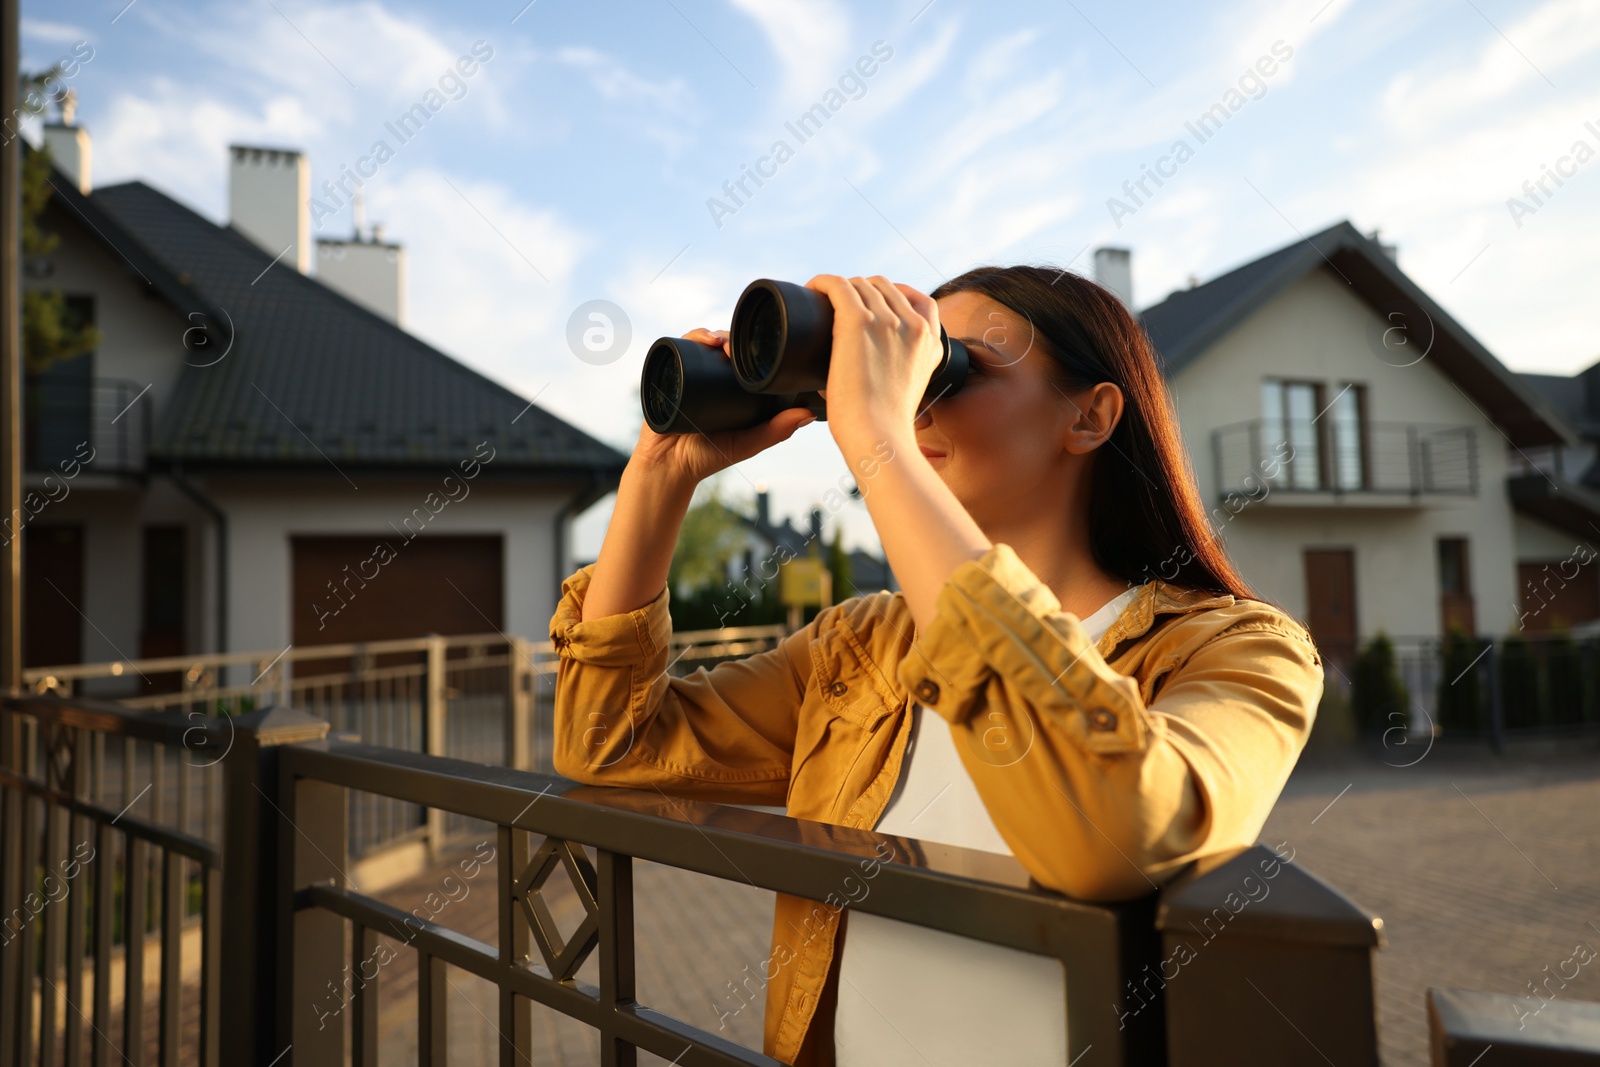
[{"x1": 548, "y1": 542, "x2": 1323, "y2": 1065}]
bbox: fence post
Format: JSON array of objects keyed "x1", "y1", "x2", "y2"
[
  {"x1": 290, "y1": 758, "x2": 349, "y2": 1066},
  {"x1": 508, "y1": 637, "x2": 532, "y2": 771},
  {"x1": 425, "y1": 634, "x2": 447, "y2": 861},
  {"x1": 219, "y1": 705, "x2": 330, "y2": 1067},
  {"x1": 1157, "y1": 845, "x2": 1385, "y2": 1067}
]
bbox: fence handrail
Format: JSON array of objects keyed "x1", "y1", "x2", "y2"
[
  {"x1": 275, "y1": 734, "x2": 1155, "y2": 1065},
  {"x1": 23, "y1": 622, "x2": 795, "y2": 688}
]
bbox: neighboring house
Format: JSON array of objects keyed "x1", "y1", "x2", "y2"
[
  {"x1": 1515, "y1": 364, "x2": 1600, "y2": 629},
  {"x1": 1130, "y1": 220, "x2": 1584, "y2": 666},
  {"x1": 21, "y1": 123, "x2": 625, "y2": 679},
  {"x1": 731, "y1": 488, "x2": 896, "y2": 597}
]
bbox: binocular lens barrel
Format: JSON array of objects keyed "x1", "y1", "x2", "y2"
[
  {"x1": 731, "y1": 279, "x2": 835, "y2": 394},
  {"x1": 641, "y1": 336, "x2": 809, "y2": 435},
  {"x1": 640, "y1": 277, "x2": 969, "y2": 435}
]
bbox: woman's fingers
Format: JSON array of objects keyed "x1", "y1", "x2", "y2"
[
  {"x1": 849, "y1": 276, "x2": 895, "y2": 321},
  {"x1": 682, "y1": 326, "x2": 731, "y2": 355},
  {"x1": 805, "y1": 274, "x2": 867, "y2": 320},
  {"x1": 889, "y1": 281, "x2": 938, "y2": 331}
]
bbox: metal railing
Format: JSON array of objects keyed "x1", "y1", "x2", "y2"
[
  {"x1": 1355, "y1": 631, "x2": 1600, "y2": 750},
  {"x1": 25, "y1": 624, "x2": 791, "y2": 863},
  {"x1": 0, "y1": 694, "x2": 226, "y2": 1067},
  {"x1": 2, "y1": 693, "x2": 1392, "y2": 1067},
  {"x1": 25, "y1": 377, "x2": 149, "y2": 475},
  {"x1": 1212, "y1": 418, "x2": 1478, "y2": 499}
]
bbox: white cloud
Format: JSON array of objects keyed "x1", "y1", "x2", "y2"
[
  {"x1": 21, "y1": 18, "x2": 90, "y2": 44},
  {"x1": 376, "y1": 166, "x2": 585, "y2": 395},
  {"x1": 725, "y1": 0, "x2": 854, "y2": 113}
]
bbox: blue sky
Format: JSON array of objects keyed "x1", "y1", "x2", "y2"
[{"x1": 23, "y1": 0, "x2": 1600, "y2": 559}]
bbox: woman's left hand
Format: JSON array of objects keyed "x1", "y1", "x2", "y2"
[{"x1": 805, "y1": 274, "x2": 946, "y2": 457}]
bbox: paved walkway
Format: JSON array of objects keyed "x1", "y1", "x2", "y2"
[
  {"x1": 371, "y1": 740, "x2": 1600, "y2": 1065},
  {"x1": 1260, "y1": 740, "x2": 1600, "y2": 1067}
]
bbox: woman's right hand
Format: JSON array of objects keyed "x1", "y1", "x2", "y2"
[{"x1": 631, "y1": 327, "x2": 817, "y2": 485}]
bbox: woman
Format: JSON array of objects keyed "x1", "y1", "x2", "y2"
[{"x1": 548, "y1": 266, "x2": 1322, "y2": 1066}]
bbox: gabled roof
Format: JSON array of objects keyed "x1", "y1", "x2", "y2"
[
  {"x1": 40, "y1": 150, "x2": 626, "y2": 478},
  {"x1": 1521, "y1": 370, "x2": 1600, "y2": 440},
  {"x1": 1139, "y1": 220, "x2": 1573, "y2": 449}
]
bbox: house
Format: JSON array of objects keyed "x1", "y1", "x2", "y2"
[
  {"x1": 21, "y1": 117, "x2": 626, "y2": 681},
  {"x1": 1125, "y1": 221, "x2": 1584, "y2": 667},
  {"x1": 732, "y1": 487, "x2": 896, "y2": 597},
  {"x1": 1515, "y1": 364, "x2": 1600, "y2": 629}
]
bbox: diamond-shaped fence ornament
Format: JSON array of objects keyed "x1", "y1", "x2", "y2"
[
  {"x1": 514, "y1": 837, "x2": 599, "y2": 980},
  {"x1": 43, "y1": 722, "x2": 76, "y2": 793}
]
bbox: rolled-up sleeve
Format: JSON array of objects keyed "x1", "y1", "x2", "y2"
[
  {"x1": 549, "y1": 564, "x2": 814, "y2": 806},
  {"x1": 894, "y1": 543, "x2": 1321, "y2": 901}
]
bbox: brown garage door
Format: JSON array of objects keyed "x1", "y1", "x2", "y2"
[{"x1": 291, "y1": 534, "x2": 504, "y2": 648}]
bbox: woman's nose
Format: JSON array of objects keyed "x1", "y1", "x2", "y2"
[{"x1": 912, "y1": 405, "x2": 933, "y2": 430}]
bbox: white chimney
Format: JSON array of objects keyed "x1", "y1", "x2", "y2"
[
  {"x1": 42, "y1": 90, "x2": 90, "y2": 195},
  {"x1": 229, "y1": 145, "x2": 311, "y2": 274},
  {"x1": 1093, "y1": 247, "x2": 1133, "y2": 309},
  {"x1": 315, "y1": 234, "x2": 407, "y2": 325}
]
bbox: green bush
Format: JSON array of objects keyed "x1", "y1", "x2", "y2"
[
  {"x1": 1350, "y1": 632, "x2": 1408, "y2": 736},
  {"x1": 1545, "y1": 631, "x2": 1585, "y2": 726},
  {"x1": 1499, "y1": 633, "x2": 1541, "y2": 729},
  {"x1": 1436, "y1": 627, "x2": 1484, "y2": 735}
]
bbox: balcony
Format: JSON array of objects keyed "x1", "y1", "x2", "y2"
[
  {"x1": 1212, "y1": 418, "x2": 1478, "y2": 506},
  {"x1": 25, "y1": 375, "x2": 149, "y2": 475}
]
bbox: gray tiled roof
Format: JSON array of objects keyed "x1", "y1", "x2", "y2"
[
  {"x1": 1137, "y1": 219, "x2": 1573, "y2": 448},
  {"x1": 79, "y1": 177, "x2": 625, "y2": 474}
]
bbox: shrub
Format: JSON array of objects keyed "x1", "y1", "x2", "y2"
[
  {"x1": 1436, "y1": 626, "x2": 1484, "y2": 735},
  {"x1": 1351, "y1": 632, "x2": 1408, "y2": 736}
]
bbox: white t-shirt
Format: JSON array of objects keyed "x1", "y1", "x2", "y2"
[{"x1": 833, "y1": 585, "x2": 1140, "y2": 1067}]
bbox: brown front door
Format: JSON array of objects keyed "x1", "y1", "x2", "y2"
[
  {"x1": 1438, "y1": 537, "x2": 1476, "y2": 636},
  {"x1": 23, "y1": 524, "x2": 85, "y2": 668},
  {"x1": 1304, "y1": 548, "x2": 1357, "y2": 668}
]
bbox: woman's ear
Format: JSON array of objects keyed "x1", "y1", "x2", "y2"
[{"x1": 1062, "y1": 382, "x2": 1124, "y2": 455}]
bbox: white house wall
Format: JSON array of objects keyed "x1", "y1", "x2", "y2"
[
  {"x1": 1168, "y1": 266, "x2": 1519, "y2": 640},
  {"x1": 33, "y1": 199, "x2": 191, "y2": 424}
]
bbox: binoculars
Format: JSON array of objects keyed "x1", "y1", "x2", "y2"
[{"x1": 640, "y1": 278, "x2": 970, "y2": 434}]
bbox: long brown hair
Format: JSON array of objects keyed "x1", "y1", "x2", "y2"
[{"x1": 930, "y1": 264, "x2": 1257, "y2": 601}]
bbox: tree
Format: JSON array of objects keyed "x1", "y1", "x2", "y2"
[
  {"x1": 827, "y1": 524, "x2": 852, "y2": 604},
  {"x1": 1436, "y1": 626, "x2": 1483, "y2": 735},
  {"x1": 667, "y1": 477, "x2": 748, "y2": 595},
  {"x1": 1350, "y1": 632, "x2": 1408, "y2": 737}
]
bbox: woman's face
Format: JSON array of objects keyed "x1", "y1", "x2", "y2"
[{"x1": 918, "y1": 290, "x2": 1079, "y2": 526}]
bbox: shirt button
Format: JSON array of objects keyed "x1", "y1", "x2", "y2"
[
  {"x1": 914, "y1": 679, "x2": 940, "y2": 704},
  {"x1": 829, "y1": 681, "x2": 848, "y2": 697},
  {"x1": 1088, "y1": 708, "x2": 1118, "y2": 732}
]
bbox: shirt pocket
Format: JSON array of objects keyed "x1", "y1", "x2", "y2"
[{"x1": 809, "y1": 621, "x2": 899, "y2": 733}]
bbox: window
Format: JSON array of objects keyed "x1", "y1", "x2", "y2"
[
  {"x1": 1329, "y1": 383, "x2": 1368, "y2": 490},
  {"x1": 1262, "y1": 379, "x2": 1322, "y2": 489},
  {"x1": 1262, "y1": 379, "x2": 1369, "y2": 491}
]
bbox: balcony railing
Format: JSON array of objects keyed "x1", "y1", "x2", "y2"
[
  {"x1": 25, "y1": 377, "x2": 149, "y2": 475},
  {"x1": 1212, "y1": 418, "x2": 1478, "y2": 501}
]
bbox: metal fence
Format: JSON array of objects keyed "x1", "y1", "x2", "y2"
[
  {"x1": 1381, "y1": 631, "x2": 1600, "y2": 746},
  {"x1": 23, "y1": 625, "x2": 789, "y2": 862},
  {"x1": 2, "y1": 692, "x2": 1391, "y2": 1067}
]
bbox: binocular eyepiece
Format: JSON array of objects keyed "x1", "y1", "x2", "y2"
[{"x1": 641, "y1": 278, "x2": 969, "y2": 434}]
